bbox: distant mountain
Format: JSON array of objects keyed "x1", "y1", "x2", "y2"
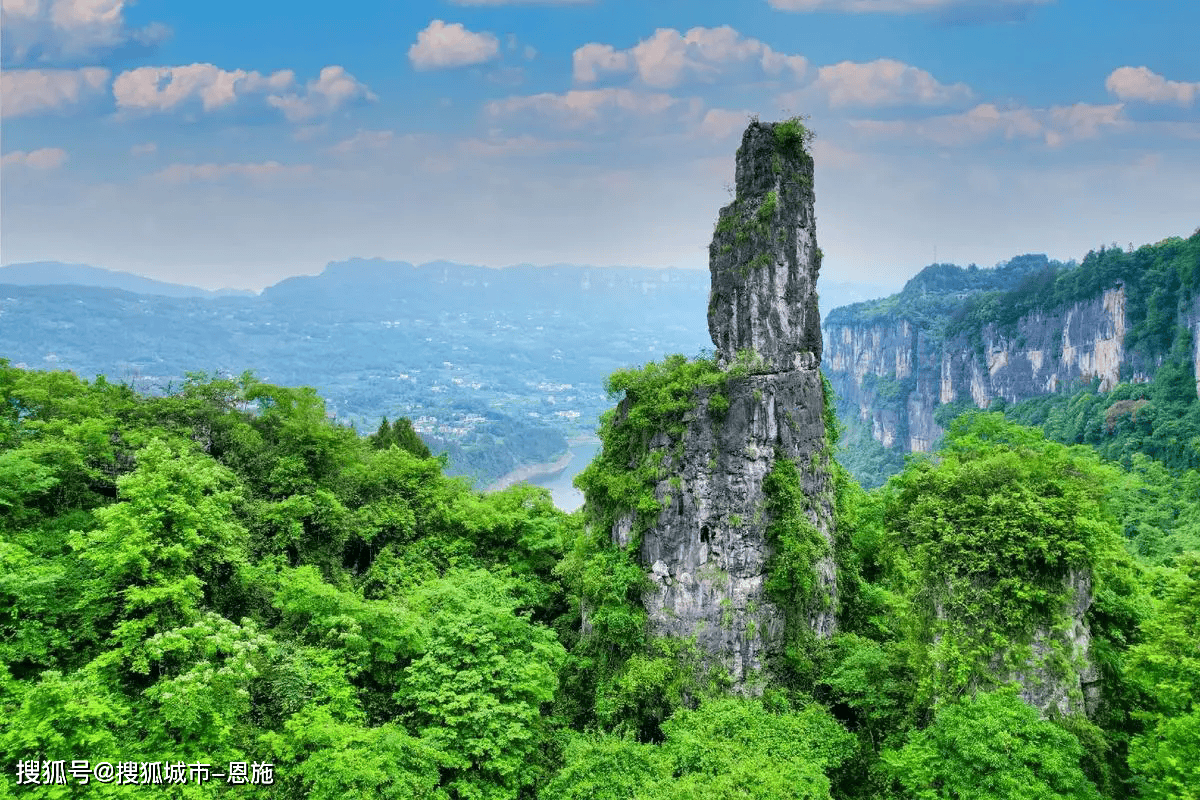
[
  {"x1": 0, "y1": 256, "x2": 943, "y2": 486},
  {"x1": 0, "y1": 261, "x2": 718, "y2": 487},
  {"x1": 0, "y1": 261, "x2": 255, "y2": 298}
]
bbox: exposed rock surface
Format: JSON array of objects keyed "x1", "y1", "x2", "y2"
[
  {"x1": 605, "y1": 120, "x2": 837, "y2": 689},
  {"x1": 826, "y1": 280, "x2": 1200, "y2": 458},
  {"x1": 707, "y1": 122, "x2": 824, "y2": 373},
  {"x1": 955, "y1": 570, "x2": 1101, "y2": 717}
]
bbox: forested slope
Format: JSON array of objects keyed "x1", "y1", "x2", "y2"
[
  {"x1": 2, "y1": 358, "x2": 1198, "y2": 798},
  {"x1": 825, "y1": 230, "x2": 1200, "y2": 489}
]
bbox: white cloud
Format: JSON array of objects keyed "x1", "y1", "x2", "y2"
[
  {"x1": 0, "y1": 66, "x2": 108, "y2": 116},
  {"x1": 573, "y1": 43, "x2": 631, "y2": 83},
  {"x1": 697, "y1": 108, "x2": 753, "y2": 140},
  {"x1": 113, "y1": 63, "x2": 294, "y2": 112},
  {"x1": 111, "y1": 63, "x2": 371, "y2": 121},
  {"x1": 1106, "y1": 66, "x2": 1199, "y2": 107},
  {"x1": 1, "y1": 146, "x2": 68, "y2": 168},
  {"x1": 1, "y1": 0, "x2": 170, "y2": 64},
  {"x1": 814, "y1": 59, "x2": 972, "y2": 107},
  {"x1": 129, "y1": 141, "x2": 156, "y2": 155},
  {"x1": 573, "y1": 26, "x2": 806, "y2": 89},
  {"x1": 266, "y1": 65, "x2": 376, "y2": 122},
  {"x1": 1, "y1": 0, "x2": 40, "y2": 16},
  {"x1": 851, "y1": 101, "x2": 1125, "y2": 147},
  {"x1": 408, "y1": 20, "x2": 500, "y2": 70},
  {"x1": 1042, "y1": 103, "x2": 1125, "y2": 145},
  {"x1": 150, "y1": 161, "x2": 313, "y2": 184},
  {"x1": 487, "y1": 88, "x2": 678, "y2": 126},
  {"x1": 767, "y1": 0, "x2": 1051, "y2": 13}
]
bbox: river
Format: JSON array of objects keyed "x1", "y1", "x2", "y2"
[{"x1": 527, "y1": 439, "x2": 602, "y2": 512}]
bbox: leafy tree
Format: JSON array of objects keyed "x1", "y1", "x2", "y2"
[
  {"x1": 264, "y1": 706, "x2": 447, "y2": 800},
  {"x1": 882, "y1": 687, "x2": 1102, "y2": 799},
  {"x1": 880, "y1": 413, "x2": 1135, "y2": 709},
  {"x1": 1126, "y1": 554, "x2": 1200, "y2": 799},
  {"x1": 395, "y1": 569, "x2": 566, "y2": 799},
  {"x1": 71, "y1": 437, "x2": 248, "y2": 672},
  {"x1": 370, "y1": 416, "x2": 433, "y2": 459},
  {"x1": 544, "y1": 696, "x2": 854, "y2": 800}
]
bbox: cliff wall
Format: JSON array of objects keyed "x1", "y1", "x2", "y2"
[{"x1": 824, "y1": 235, "x2": 1200, "y2": 472}]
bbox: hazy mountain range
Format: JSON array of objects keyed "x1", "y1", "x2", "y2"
[
  {"x1": 0, "y1": 262, "x2": 256, "y2": 298},
  {"x1": 1, "y1": 258, "x2": 895, "y2": 484}
]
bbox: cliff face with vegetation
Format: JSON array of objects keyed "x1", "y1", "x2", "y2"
[
  {"x1": 823, "y1": 232, "x2": 1200, "y2": 486},
  {"x1": 577, "y1": 120, "x2": 838, "y2": 690}
]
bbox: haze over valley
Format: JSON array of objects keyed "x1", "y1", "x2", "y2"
[{"x1": 0, "y1": 258, "x2": 895, "y2": 489}]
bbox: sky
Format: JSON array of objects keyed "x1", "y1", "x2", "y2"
[{"x1": 1, "y1": 0, "x2": 1197, "y2": 292}]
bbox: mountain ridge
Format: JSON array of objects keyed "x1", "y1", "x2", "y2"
[{"x1": 0, "y1": 261, "x2": 256, "y2": 298}]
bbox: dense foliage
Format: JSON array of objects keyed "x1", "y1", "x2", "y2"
[
  {"x1": 0, "y1": 363, "x2": 576, "y2": 798},
  {"x1": 1, "y1": 350, "x2": 1196, "y2": 799},
  {"x1": 824, "y1": 252, "x2": 1062, "y2": 331}
]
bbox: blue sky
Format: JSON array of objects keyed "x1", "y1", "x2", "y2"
[{"x1": 2, "y1": 0, "x2": 1197, "y2": 291}]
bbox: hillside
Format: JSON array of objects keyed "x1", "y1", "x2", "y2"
[{"x1": 823, "y1": 231, "x2": 1200, "y2": 487}]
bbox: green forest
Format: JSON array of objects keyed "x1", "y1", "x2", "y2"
[{"x1": 1, "y1": 351, "x2": 1198, "y2": 798}]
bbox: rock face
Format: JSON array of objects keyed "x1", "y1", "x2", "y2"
[
  {"x1": 938, "y1": 569, "x2": 1101, "y2": 718},
  {"x1": 1010, "y1": 570, "x2": 1102, "y2": 717},
  {"x1": 826, "y1": 277, "x2": 1200, "y2": 463},
  {"x1": 624, "y1": 120, "x2": 837, "y2": 689},
  {"x1": 708, "y1": 122, "x2": 824, "y2": 373}
]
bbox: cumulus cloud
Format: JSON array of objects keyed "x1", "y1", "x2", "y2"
[
  {"x1": 487, "y1": 88, "x2": 678, "y2": 126},
  {"x1": 0, "y1": 66, "x2": 108, "y2": 116},
  {"x1": 573, "y1": 26, "x2": 806, "y2": 88},
  {"x1": 1, "y1": 146, "x2": 68, "y2": 168},
  {"x1": 1, "y1": 0, "x2": 169, "y2": 65},
  {"x1": 111, "y1": 63, "x2": 372, "y2": 121},
  {"x1": 265, "y1": 66, "x2": 376, "y2": 122},
  {"x1": 1106, "y1": 66, "x2": 1199, "y2": 107},
  {"x1": 113, "y1": 63, "x2": 293, "y2": 112},
  {"x1": 573, "y1": 43, "x2": 631, "y2": 83},
  {"x1": 408, "y1": 20, "x2": 500, "y2": 70},
  {"x1": 150, "y1": 161, "x2": 313, "y2": 184},
  {"x1": 697, "y1": 108, "x2": 754, "y2": 140},
  {"x1": 767, "y1": 0, "x2": 1051, "y2": 13},
  {"x1": 851, "y1": 101, "x2": 1124, "y2": 147},
  {"x1": 814, "y1": 59, "x2": 972, "y2": 107}
]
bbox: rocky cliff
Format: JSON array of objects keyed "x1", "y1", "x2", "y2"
[
  {"x1": 823, "y1": 233, "x2": 1200, "y2": 483},
  {"x1": 581, "y1": 119, "x2": 837, "y2": 690}
]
